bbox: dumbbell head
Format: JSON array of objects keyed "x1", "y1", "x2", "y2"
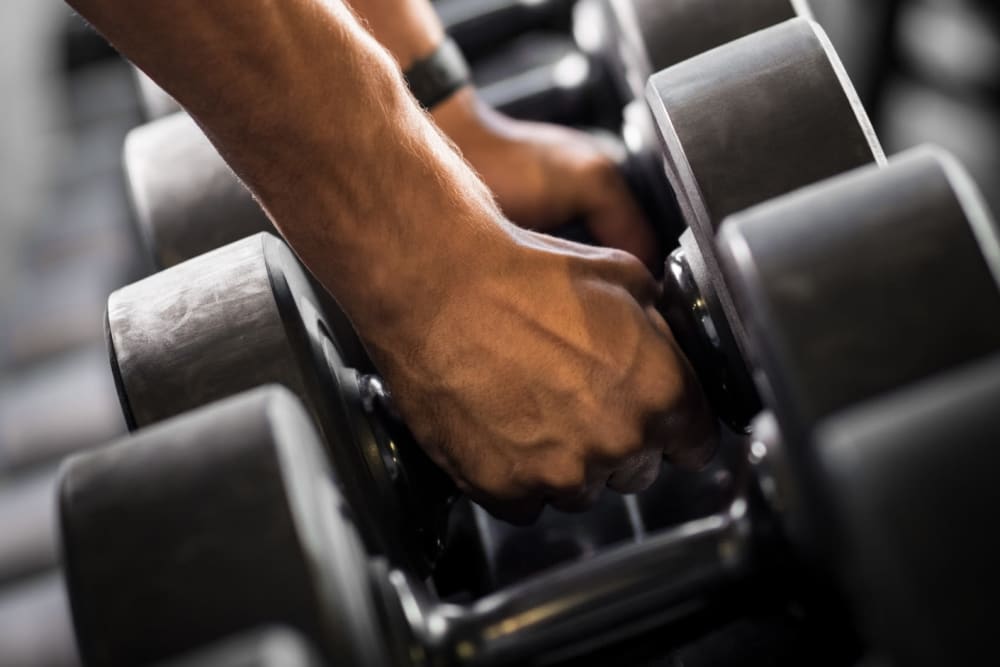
[
  {"x1": 648, "y1": 17, "x2": 884, "y2": 429},
  {"x1": 704, "y1": 146, "x2": 1000, "y2": 630},
  {"x1": 106, "y1": 232, "x2": 454, "y2": 572},
  {"x1": 718, "y1": 147, "x2": 1000, "y2": 451},
  {"x1": 123, "y1": 112, "x2": 273, "y2": 269},
  {"x1": 812, "y1": 354, "x2": 1000, "y2": 667},
  {"x1": 649, "y1": 17, "x2": 882, "y2": 240},
  {"x1": 60, "y1": 386, "x2": 386, "y2": 667},
  {"x1": 708, "y1": 149, "x2": 1000, "y2": 664},
  {"x1": 584, "y1": 0, "x2": 811, "y2": 104}
]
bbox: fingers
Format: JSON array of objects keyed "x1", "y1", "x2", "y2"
[
  {"x1": 565, "y1": 143, "x2": 661, "y2": 272},
  {"x1": 606, "y1": 447, "x2": 662, "y2": 494},
  {"x1": 648, "y1": 336, "x2": 719, "y2": 470}
]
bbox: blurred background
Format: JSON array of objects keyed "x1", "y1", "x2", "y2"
[{"x1": 0, "y1": 0, "x2": 998, "y2": 402}]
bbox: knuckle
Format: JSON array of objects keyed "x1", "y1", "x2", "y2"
[
  {"x1": 642, "y1": 351, "x2": 687, "y2": 411},
  {"x1": 608, "y1": 451, "x2": 662, "y2": 494},
  {"x1": 606, "y1": 247, "x2": 648, "y2": 276},
  {"x1": 533, "y1": 460, "x2": 588, "y2": 497}
]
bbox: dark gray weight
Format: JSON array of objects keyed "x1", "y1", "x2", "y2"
[
  {"x1": 709, "y1": 148, "x2": 1000, "y2": 633},
  {"x1": 1, "y1": 348, "x2": 126, "y2": 476},
  {"x1": 154, "y1": 628, "x2": 325, "y2": 667},
  {"x1": 0, "y1": 573, "x2": 79, "y2": 667},
  {"x1": 649, "y1": 17, "x2": 882, "y2": 243},
  {"x1": 813, "y1": 353, "x2": 1000, "y2": 667},
  {"x1": 106, "y1": 233, "x2": 453, "y2": 572},
  {"x1": 651, "y1": 17, "x2": 885, "y2": 428},
  {"x1": 0, "y1": 468, "x2": 59, "y2": 586},
  {"x1": 717, "y1": 147, "x2": 1000, "y2": 451},
  {"x1": 590, "y1": 0, "x2": 809, "y2": 104},
  {"x1": 60, "y1": 387, "x2": 387, "y2": 667},
  {"x1": 123, "y1": 112, "x2": 274, "y2": 269}
]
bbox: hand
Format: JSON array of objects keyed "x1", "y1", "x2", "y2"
[
  {"x1": 359, "y1": 224, "x2": 717, "y2": 523},
  {"x1": 434, "y1": 88, "x2": 661, "y2": 269}
]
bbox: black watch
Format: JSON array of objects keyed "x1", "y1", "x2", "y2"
[{"x1": 403, "y1": 37, "x2": 471, "y2": 110}]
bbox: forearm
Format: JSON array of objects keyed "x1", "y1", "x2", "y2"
[{"x1": 68, "y1": 0, "x2": 508, "y2": 331}]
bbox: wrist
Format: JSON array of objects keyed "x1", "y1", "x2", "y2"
[
  {"x1": 347, "y1": 204, "x2": 523, "y2": 359},
  {"x1": 433, "y1": 86, "x2": 513, "y2": 156}
]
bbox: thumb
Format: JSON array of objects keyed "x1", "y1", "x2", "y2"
[{"x1": 577, "y1": 164, "x2": 661, "y2": 269}]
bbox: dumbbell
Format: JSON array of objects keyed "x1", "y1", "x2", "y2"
[
  {"x1": 123, "y1": 0, "x2": 808, "y2": 271},
  {"x1": 67, "y1": 145, "x2": 1000, "y2": 667}
]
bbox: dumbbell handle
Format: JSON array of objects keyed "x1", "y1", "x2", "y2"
[{"x1": 385, "y1": 493, "x2": 756, "y2": 666}]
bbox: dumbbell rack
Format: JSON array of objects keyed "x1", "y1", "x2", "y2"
[{"x1": 2, "y1": 2, "x2": 1000, "y2": 667}]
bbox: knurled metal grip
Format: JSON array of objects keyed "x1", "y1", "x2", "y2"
[{"x1": 403, "y1": 37, "x2": 471, "y2": 110}]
